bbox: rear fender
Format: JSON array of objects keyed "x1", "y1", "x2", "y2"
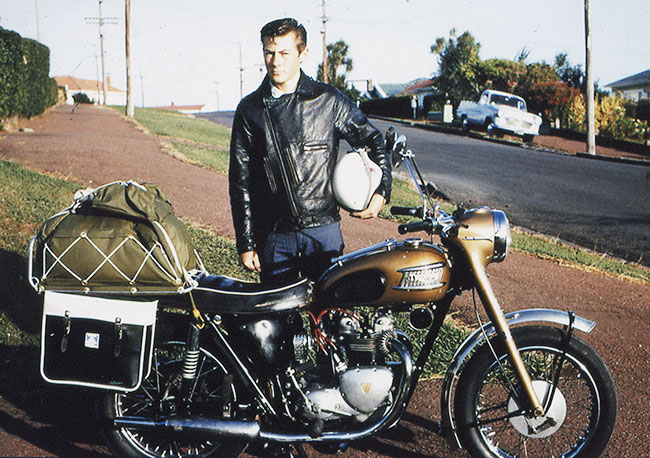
[{"x1": 439, "y1": 308, "x2": 595, "y2": 448}]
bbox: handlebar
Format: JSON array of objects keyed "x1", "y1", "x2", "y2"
[
  {"x1": 390, "y1": 206, "x2": 424, "y2": 218},
  {"x1": 398, "y1": 219, "x2": 434, "y2": 235}
]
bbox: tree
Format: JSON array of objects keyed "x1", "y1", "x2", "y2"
[
  {"x1": 431, "y1": 29, "x2": 481, "y2": 106},
  {"x1": 317, "y1": 40, "x2": 360, "y2": 100},
  {"x1": 554, "y1": 53, "x2": 584, "y2": 90},
  {"x1": 477, "y1": 58, "x2": 526, "y2": 93}
]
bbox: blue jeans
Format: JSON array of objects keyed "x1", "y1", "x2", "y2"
[{"x1": 260, "y1": 223, "x2": 344, "y2": 286}]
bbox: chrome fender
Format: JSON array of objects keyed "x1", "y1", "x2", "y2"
[{"x1": 440, "y1": 308, "x2": 595, "y2": 448}]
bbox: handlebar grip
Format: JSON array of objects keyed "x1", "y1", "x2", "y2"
[
  {"x1": 391, "y1": 206, "x2": 424, "y2": 217},
  {"x1": 398, "y1": 220, "x2": 433, "y2": 235}
]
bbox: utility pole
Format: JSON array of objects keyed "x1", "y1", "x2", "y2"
[
  {"x1": 125, "y1": 0, "x2": 134, "y2": 117},
  {"x1": 98, "y1": 0, "x2": 107, "y2": 105},
  {"x1": 214, "y1": 81, "x2": 220, "y2": 112},
  {"x1": 239, "y1": 43, "x2": 244, "y2": 100},
  {"x1": 86, "y1": 2, "x2": 118, "y2": 105},
  {"x1": 585, "y1": 0, "x2": 596, "y2": 155},
  {"x1": 321, "y1": 0, "x2": 328, "y2": 83},
  {"x1": 34, "y1": 0, "x2": 40, "y2": 41},
  {"x1": 140, "y1": 74, "x2": 145, "y2": 107}
]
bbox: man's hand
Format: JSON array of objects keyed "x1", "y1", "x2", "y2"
[
  {"x1": 351, "y1": 194, "x2": 386, "y2": 219},
  {"x1": 241, "y1": 250, "x2": 262, "y2": 272}
]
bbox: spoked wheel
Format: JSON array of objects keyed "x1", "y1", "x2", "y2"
[
  {"x1": 454, "y1": 325, "x2": 617, "y2": 458},
  {"x1": 98, "y1": 341, "x2": 248, "y2": 458}
]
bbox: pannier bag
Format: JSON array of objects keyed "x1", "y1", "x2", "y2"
[
  {"x1": 29, "y1": 181, "x2": 204, "y2": 294},
  {"x1": 40, "y1": 291, "x2": 157, "y2": 392}
]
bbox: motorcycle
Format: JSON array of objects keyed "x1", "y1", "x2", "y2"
[{"x1": 33, "y1": 128, "x2": 617, "y2": 458}]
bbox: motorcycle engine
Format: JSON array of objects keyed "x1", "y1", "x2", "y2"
[{"x1": 292, "y1": 311, "x2": 398, "y2": 423}]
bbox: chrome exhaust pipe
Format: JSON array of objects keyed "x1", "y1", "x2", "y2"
[
  {"x1": 113, "y1": 417, "x2": 261, "y2": 439},
  {"x1": 114, "y1": 338, "x2": 413, "y2": 444}
]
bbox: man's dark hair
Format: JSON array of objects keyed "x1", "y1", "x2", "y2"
[{"x1": 260, "y1": 18, "x2": 307, "y2": 52}]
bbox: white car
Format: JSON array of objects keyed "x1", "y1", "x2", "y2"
[{"x1": 456, "y1": 90, "x2": 542, "y2": 141}]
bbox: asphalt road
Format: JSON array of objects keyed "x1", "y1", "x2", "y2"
[
  {"x1": 371, "y1": 119, "x2": 650, "y2": 267},
  {"x1": 198, "y1": 111, "x2": 650, "y2": 267}
]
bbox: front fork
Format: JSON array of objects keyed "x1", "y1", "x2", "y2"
[{"x1": 470, "y1": 258, "x2": 544, "y2": 417}]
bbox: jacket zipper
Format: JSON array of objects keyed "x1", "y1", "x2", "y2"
[
  {"x1": 262, "y1": 157, "x2": 278, "y2": 193},
  {"x1": 263, "y1": 103, "x2": 300, "y2": 218}
]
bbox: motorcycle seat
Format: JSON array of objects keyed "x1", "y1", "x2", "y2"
[{"x1": 192, "y1": 275, "x2": 312, "y2": 314}]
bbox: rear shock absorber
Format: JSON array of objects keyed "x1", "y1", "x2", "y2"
[{"x1": 182, "y1": 322, "x2": 201, "y2": 396}]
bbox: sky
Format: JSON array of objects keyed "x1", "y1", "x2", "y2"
[{"x1": 1, "y1": 0, "x2": 648, "y2": 111}]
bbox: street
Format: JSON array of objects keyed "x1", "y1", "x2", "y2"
[{"x1": 372, "y1": 119, "x2": 650, "y2": 267}]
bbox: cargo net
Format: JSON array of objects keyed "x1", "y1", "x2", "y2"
[{"x1": 30, "y1": 181, "x2": 204, "y2": 295}]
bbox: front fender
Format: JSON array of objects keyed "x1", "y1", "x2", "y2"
[{"x1": 440, "y1": 308, "x2": 595, "y2": 448}]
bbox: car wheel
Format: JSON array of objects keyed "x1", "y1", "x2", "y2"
[{"x1": 461, "y1": 117, "x2": 470, "y2": 133}]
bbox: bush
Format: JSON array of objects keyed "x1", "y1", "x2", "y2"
[
  {"x1": 72, "y1": 92, "x2": 93, "y2": 104},
  {"x1": 565, "y1": 94, "x2": 649, "y2": 142},
  {"x1": 0, "y1": 27, "x2": 56, "y2": 122},
  {"x1": 0, "y1": 28, "x2": 22, "y2": 119},
  {"x1": 635, "y1": 99, "x2": 650, "y2": 123}
]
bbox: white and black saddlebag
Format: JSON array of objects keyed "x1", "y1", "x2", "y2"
[{"x1": 40, "y1": 292, "x2": 157, "y2": 392}]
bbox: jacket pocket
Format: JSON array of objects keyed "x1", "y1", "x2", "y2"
[
  {"x1": 304, "y1": 142, "x2": 329, "y2": 154},
  {"x1": 263, "y1": 156, "x2": 278, "y2": 193},
  {"x1": 293, "y1": 142, "x2": 330, "y2": 184}
]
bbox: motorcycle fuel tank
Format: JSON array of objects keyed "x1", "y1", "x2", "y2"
[{"x1": 317, "y1": 238, "x2": 450, "y2": 307}]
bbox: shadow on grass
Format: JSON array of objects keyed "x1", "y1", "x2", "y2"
[{"x1": 0, "y1": 249, "x2": 111, "y2": 457}]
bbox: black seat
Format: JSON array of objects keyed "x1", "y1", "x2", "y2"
[{"x1": 192, "y1": 275, "x2": 312, "y2": 314}]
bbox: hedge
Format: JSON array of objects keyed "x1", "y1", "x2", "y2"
[
  {"x1": 361, "y1": 94, "x2": 439, "y2": 120},
  {"x1": 0, "y1": 27, "x2": 57, "y2": 121}
]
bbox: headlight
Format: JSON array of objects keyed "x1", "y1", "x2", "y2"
[{"x1": 491, "y1": 210, "x2": 511, "y2": 263}]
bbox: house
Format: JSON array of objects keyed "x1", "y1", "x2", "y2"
[
  {"x1": 53, "y1": 75, "x2": 126, "y2": 106},
  {"x1": 352, "y1": 78, "x2": 438, "y2": 106},
  {"x1": 605, "y1": 69, "x2": 650, "y2": 101},
  {"x1": 152, "y1": 104, "x2": 206, "y2": 114},
  {"x1": 400, "y1": 78, "x2": 438, "y2": 108}
]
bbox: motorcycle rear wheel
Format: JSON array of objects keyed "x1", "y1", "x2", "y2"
[
  {"x1": 97, "y1": 341, "x2": 248, "y2": 458},
  {"x1": 454, "y1": 325, "x2": 617, "y2": 458}
]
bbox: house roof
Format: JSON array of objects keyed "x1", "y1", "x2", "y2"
[
  {"x1": 153, "y1": 105, "x2": 205, "y2": 113},
  {"x1": 605, "y1": 69, "x2": 650, "y2": 89},
  {"x1": 402, "y1": 78, "x2": 437, "y2": 94},
  {"x1": 53, "y1": 75, "x2": 125, "y2": 93}
]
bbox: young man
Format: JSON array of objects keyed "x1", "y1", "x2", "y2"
[{"x1": 229, "y1": 18, "x2": 391, "y2": 285}]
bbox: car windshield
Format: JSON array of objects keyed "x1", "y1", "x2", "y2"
[{"x1": 491, "y1": 94, "x2": 526, "y2": 111}]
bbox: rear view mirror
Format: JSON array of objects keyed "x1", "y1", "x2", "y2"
[
  {"x1": 391, "y1": 134, "x2": 407, "y2": 168},
  {"x1": 386, "y1": 128, "x2": 406, "y2": 168}
]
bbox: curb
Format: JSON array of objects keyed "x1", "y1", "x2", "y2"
[{"x1": 371, "y1": 116, "x2": 650, "y2": 167}]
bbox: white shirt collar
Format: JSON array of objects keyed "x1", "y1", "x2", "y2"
[
  {"x1": 269, "y1": 71, "x2": 301, "y2": 98},
  {"x1": 270, "y1": 82, "x2": 288, "y2": 98}
]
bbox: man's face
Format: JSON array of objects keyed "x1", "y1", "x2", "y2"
[{"x1": 263, "y1": 32, "x2": 306, "y2": 90}]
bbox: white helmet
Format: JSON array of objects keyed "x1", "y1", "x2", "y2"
[{"x1": 332, "y1": 148, "x2": 382, "y2": 211}]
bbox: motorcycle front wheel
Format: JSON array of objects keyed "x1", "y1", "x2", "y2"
[
  {"x1": 454, "y1": 325, "x2": 617, "y2": 458},
  {"x1": 97, "y1": 341, "x2": 249, "y2": 458}
]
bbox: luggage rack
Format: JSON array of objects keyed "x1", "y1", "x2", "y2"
[
  {"x1": 28, "y1": 180, "x2": 205, "y2": 296},
  {"x1": 28, "y1": 226, "x2": 201, "y2": 296}
]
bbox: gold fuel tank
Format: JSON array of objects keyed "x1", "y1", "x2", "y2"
[{"x1": 316, "y1": 238, "x2": 451, "y2": 307}]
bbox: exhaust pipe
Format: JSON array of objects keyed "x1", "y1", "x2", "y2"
[
  {"x1": 113, "y1": 417, "x2": 261, "y2": 440},
  {"x1": 114, "y1": 338, "x2": 412, "y2": 444}
]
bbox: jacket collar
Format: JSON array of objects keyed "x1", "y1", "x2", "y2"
[{"x1": 257, "y1": 70, "x2": 322, "y2": 101}]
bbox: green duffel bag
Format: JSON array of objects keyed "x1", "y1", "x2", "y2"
[{"x1": 30, "y1": 181, "x2": 204, "y2": 294}]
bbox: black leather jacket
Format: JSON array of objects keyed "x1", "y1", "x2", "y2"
[{"x1": 229, "y1": 71, "x2": 391, "y2": 254}]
